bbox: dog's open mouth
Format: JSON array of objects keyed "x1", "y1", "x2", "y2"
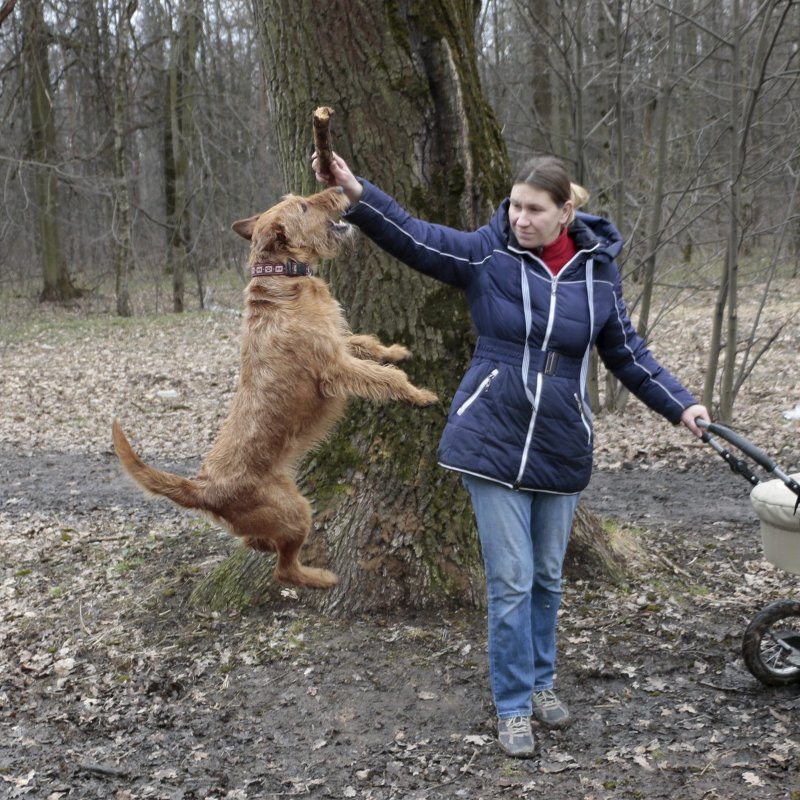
[{"x1": 329, "y1": 220, "x2": 352, "y2": 236}]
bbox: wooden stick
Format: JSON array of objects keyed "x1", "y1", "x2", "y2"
[{"x1": 313, "y1": 106, "x2": 335, "y2": 175}]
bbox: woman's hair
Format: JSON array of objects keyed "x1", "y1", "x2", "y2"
[{"x1": 513, "y1": 156, "x2": 589, "y2": 223}]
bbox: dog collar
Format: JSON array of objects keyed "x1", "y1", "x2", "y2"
[{"x1": 250, "y1": 260, "x2": 313, "y2": 278}]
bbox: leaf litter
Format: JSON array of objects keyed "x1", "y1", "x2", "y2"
[{"x1": 0, "y1": 283, "x2": 799, "y2": 798}]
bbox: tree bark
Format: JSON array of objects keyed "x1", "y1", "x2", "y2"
[
  {"x1": 718, "y1": 0, "x2": 742, "y2": 424},
  {"x1": 527, "y1": 0, "x2": 553, "y2": 155},
  {"x1": 564, "y1": 505, "x2": 632, "y2": 586},
  {"x1": 601, "y1": 0, "x2": 630, "y2": 415}
]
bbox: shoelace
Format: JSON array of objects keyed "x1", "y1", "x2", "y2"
[
  {"x1": 534, "y1": 689, "x2": 560, "y2": 709},
  {"x1": 505, "y1": 716, "x2": 530, "y2": 735}
]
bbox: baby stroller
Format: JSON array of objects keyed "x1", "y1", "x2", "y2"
[{"x1": 698, "y1": 419, "x2": 800, "y2": 686}]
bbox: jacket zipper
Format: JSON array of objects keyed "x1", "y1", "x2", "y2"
[
  {"x1": 456, "y1": 369, "x2": 499, "y2": 416},
  {"x1": 574, "y1": 392, "x2": 592, "y2": 444},
  {"x1": 514, "y1": 248, "x2": 598, "y2": 488},
  {"x1": 516, "y1": 273, "x2": 559, "y2": 486}
]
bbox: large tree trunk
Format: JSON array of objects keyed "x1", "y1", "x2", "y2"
[
  {"x1": 192, "y1": 0, "x2": 629, "y2": 616},
  {"x1": 636, "y1": 2, "x2": 675, "y2": 340},
  {"x1": 23, "y1": 0, "x2": 80, "y2": 303},
  {"x1": 197, "y1": 0, "x2": 504, "y2": 616},
  {"x1": 112, "y1": 1, "x2": 137, "y2": 318},
  {"x1": 163, "y1": 0, "x2": 202, "y2": 314}
]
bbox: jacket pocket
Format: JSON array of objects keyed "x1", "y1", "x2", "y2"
[
  {"x1": 574, "y1": 392, "x2": 592, "y2": 444},
  {"x1": 457, "y1": 369, "x2": 499, "y2": 416}
]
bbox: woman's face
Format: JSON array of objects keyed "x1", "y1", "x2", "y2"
[{"x1": 508, "y1": 184, "x2": 572, "y2": 249}]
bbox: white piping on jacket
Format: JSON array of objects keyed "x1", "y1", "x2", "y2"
[
  {"x1": 358, "y1": 196, "x2": 686, "y2": 470},
  {"x1": 440, "y1": 463, "x2": 580, "y2": 495},
  {"x1": 577, "y1": 258, "x2": 595, "y2": 442},
  {"x1": 355, "y1": 200, "x2": 495, "y2": 267},
  {"x1": 456, "y1": 368, "x2": 499, "y2": 416},
  {"x1": 515, "y1": 261, "x2": 539, "y2": 487},
  {"x1": 607, "y1": 283, "x2": 688, "y2": 410}
]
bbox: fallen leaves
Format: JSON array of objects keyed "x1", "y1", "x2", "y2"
[
  {"x1": 0, "y1": 312, "x2": 241, "y2": 459},
  {"x1": 1, "y1": 290, "x2": 799, "y2": 798}
]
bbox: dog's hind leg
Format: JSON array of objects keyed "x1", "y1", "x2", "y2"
[
  {"x1": 347, "y1": 334, "x2": 411, "y2": 364},
  {"x1": 234, "y1": 477, "x2": 338, "y2": 590}
]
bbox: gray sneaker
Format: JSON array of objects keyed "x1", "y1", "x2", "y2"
[
  {"x1": 497, "y1": 715, "x2": 535, "y2": 758},
  {"x1": 532, "y1": 689, "x2": 571, "y2": 729}
]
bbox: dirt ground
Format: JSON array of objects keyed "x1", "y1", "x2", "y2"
[{"x1": 1, "y1": 296, "x2": 799, "y2": 799}]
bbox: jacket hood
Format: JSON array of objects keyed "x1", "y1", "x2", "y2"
[
  {"x1": 491, "y1": 199, "x2": 624, "y2": 263},
  {"x1": 571, "y1": 211, "x2": 624, "y2": 262}
]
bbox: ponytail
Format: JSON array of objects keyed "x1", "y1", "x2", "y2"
[{"x1": 567, "y1": 183, "x2": 589, "y2": 224}]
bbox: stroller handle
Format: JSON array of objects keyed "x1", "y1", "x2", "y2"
[
  {"x1": 695, "y1": 418, "x2": 778, "y2": 473},
  {"x1": 696, "y1": 419, "x2": 800, "y2": 513}
]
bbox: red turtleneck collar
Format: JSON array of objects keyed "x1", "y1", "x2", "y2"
[{"x1": 537, "y1": 226, "x2": 576, "y2": 275}]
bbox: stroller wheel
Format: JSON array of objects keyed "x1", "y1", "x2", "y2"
[{"x1": 741, "y1": 599, "x2": 800, "y2": 686}]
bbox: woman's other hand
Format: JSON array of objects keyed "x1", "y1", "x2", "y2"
[{"x1": 681, "y1": 403, "x2": 710, "y2": 437}]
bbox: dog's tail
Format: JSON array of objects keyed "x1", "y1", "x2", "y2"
[{"x1": 112, "y1": 419, "x2": 205, "y2": 510}]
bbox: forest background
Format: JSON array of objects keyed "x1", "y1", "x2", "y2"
[
  {"x1": 2, "y1": 0, "x2": 799, "y2": 417},
  {"x1": 1, "y1": 2, "x2": 800, "y2": 797}
]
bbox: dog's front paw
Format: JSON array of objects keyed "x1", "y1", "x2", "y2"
[
  {"x1": 384, "y1": 344, "x2": 412, "y2": 363},
  {"x1": 409, "y1": 388, "x2": 439, "y2": 407}
]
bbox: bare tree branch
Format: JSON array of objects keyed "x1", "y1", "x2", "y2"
[{"x1": 0, "y1": 0, "x2": 16, "y2": 29}]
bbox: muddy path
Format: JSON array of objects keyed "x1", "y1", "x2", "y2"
[{"x1": 3, "y1": 446, "x2": 756, "y2": 525}]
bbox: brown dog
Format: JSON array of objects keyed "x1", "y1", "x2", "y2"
[{"x1": 112, "y1": 187, "x2": 437, "y2": 589}]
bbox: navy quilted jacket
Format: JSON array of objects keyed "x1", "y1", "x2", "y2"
[{"x1": 345, "y1": 180, "x2": 698, "y2": 494}]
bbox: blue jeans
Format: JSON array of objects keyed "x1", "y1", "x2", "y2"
[{"x1": 462, "y1": 474, "x2": 579, "y2": 719}]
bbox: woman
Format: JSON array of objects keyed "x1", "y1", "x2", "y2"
[{"x1": 314, "y1": 152, "x2": 710, "y2": 758}]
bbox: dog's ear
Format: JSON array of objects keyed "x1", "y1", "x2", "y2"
[
  {"x1": 253, "y1": 222, "x2": 288, "y2": 253},
  {"x1": 231, "y1": 214, "x2": 260, "y2": 241}
]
